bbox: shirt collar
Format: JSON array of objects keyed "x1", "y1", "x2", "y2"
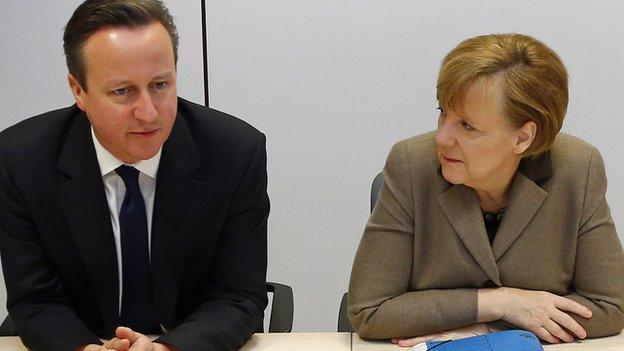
[{"x1": 91, "y1": 127, "x2": 161, "y2": 179}]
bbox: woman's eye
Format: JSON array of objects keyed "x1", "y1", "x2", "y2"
[{"x1": 461, "y1": 121, "x2": 475, "y2": 131}]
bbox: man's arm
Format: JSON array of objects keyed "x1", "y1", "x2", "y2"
[
  {"x1": 156, "y1": 133, "x2": 269, "y2": 351},
  {"x1": 0, "y1": 148, "x2": 102, "y2": 351}
]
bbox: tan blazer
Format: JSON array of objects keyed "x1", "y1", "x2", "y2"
[{"x1": 348, "y1": 132, "x2": 624, "y2": 339}]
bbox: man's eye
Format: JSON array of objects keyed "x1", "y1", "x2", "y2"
[
  {"x1": 461, "y1": 121, "x2": 475, "y2": 131},
  {"x1": 152, "y1": 82, "x2": 168, "y2": 90},
  {"x1": 113, "y1": 88, "x2": 128, "y2": 96}
]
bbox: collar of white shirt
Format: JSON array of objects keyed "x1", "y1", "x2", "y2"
[{"x1": 91, "y1": 127, "x2": 161, "y2": 178}]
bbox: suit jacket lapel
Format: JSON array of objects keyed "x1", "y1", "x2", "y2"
[
  {"x1": 492, "y1": 171, "x2": 548, "y2": 261},
  {"x1": 438, "y1": 185, "x2": 501, "y2": 285},
  {"x1": 56, "y1": 112, "x2": 119, "y2": 329},
  {"x1": 150, "y1": 114, "x2": 204, "y2": 328}
]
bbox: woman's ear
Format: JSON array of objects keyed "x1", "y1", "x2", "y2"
[{"x1": 514, "y1": 120, "x2": 537, "y2": 154}]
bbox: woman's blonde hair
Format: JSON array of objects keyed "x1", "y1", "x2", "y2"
[{"x1": 437, "y1": 33, "x2": 568, "y2": 156}]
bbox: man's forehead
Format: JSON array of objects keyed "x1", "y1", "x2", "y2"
[
  {"x1": 84, "y1": 23, "x2": 170, "y2": 48},
  {"x1": 78, "y1": 22, "x2": 176, "y2": 90},
  {"x1": 104, "y1": 70, "x2": 175, "y2": 86}
]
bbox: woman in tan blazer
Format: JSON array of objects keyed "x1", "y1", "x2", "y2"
[{"x1": 348, "y1": 33, "x2": 624, "y2": 347}]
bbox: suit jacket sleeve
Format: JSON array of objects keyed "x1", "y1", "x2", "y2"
[
  {"x1": 563, "y1": 148, "x2": 624, "y2": 337},
  {"x1": 156, "y1": 133, "x2": 269, "y2": 351},
  {"x1": 0, "y1": 148, "x2": 102, "y2": 350},
  {"x1": 348, "y1": 142, "x2": 477, "y2": 339}
]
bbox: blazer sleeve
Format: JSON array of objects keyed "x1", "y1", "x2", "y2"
[
  {"x1": 564, "y1": 148, "x2": 624, "y2": 337},
  {"x1": 348, "y1": 142, "x2": 477, "y2": 339},
  {"x1": 156, "y1": 133, "x2": 269, "y2": 351},
  {"x1": 0, "y1": 149, "x2": 102, "y2": 350}
]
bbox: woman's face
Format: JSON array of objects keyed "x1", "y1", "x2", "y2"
[{"x1": 435, "y1": 78, "x2": 525, "y2": 192}]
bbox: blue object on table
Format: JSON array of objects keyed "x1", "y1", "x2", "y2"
[{"x1": 424, "y1": 330, "x2": 543, "y2": 351}]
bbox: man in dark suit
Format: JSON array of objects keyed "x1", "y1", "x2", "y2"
[{"x1": 0, "y1": 1, "x2": 269, "y2": 350}]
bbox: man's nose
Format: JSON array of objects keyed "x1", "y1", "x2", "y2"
[{"x1": 133, "y1": 91, "x2": 158, "y2": 122}]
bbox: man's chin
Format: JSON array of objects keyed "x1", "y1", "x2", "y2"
[{"x1": 120, "y1": 148, "x2": 161, "y2": 164}]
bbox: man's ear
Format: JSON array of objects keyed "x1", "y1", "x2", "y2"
[
  {"x1": 68, "y1": 73, "x2": 87, "y2": 111},
  {"x1": 514, "y1": 120, "x2": 537, "y2": 155}
]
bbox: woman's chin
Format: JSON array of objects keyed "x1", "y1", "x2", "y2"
[{"x1": 441, "y1": 168, "x2": 466, "y2": 185}]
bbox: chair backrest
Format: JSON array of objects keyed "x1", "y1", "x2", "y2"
[
  {"x1": 338, "y1": 172, "x2": 384, "y2": 332},
  {"x1": 337, "y1": 292, "x2": 353, "y2": 332},
  {"x1": 370, "y1": 172, "x2": 384, "y2": 212},
  {"x1": 0, "y1": 315, "x2": 16, "y2": 336},
  {"x1": 265, "y1": 281, "x2": 294, "y2": 333},
  {"x1": 1, "y1": 282, "x2": 294, "y2": 336}
]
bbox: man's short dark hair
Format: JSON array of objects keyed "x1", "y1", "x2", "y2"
[{"x1": 63, "y1": 0, "x2": 179, "y2": 90}]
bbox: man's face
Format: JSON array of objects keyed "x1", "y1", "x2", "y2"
[{"x1": 69, "y1": 22, "x2": 177, "y2": 163}]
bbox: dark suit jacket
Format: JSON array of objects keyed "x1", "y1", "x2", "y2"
[
  {"x1": 0, "y1": 98, "x2": 269, "y2": 351},
  {"x1": 348, "y1": 132, "x2": 624, "y2": 339}
]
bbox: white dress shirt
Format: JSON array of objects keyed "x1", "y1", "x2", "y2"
[{"x1": 91, "y1": 128, "x2": 161, "y2": 314}]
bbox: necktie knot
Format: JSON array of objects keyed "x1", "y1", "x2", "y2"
[
  {"x1": 116, "y1": 165, "x2": 140, "y2": 184},
  {"x1": 116, "y1": 165, "x2": 141, "y2": 195}
]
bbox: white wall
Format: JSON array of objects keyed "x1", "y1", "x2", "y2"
[{"x1": 0, "y1": 0, "x2": 623, "y2": 333}]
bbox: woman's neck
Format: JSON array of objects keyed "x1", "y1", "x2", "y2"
[
  {"x1": 474, "y1": 159, "x2": 521, "y2": 213},
  {"x1": 477, "y1": 189, "x2": 509, "y2": 213}
]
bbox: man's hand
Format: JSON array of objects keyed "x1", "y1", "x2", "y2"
[
  {"x1": 77, "y1": 327, "x2": 177, "y2": 351},
  {"x1": 113, "y1": 327, "x2": 177, "y2": 351},
  {"x1": 391, "y1": 323, "x2": 491, "y2": 347},
  {"x1": 478, "y1": 287, "x2": 592, "y2": 344},
  {"x1": 76, "y1": 336, "x2": 130, "y2": 351}
]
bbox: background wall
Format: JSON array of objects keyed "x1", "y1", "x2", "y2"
[{"x1": 1, "y1": 0, "x2": 623, "y2": 333}]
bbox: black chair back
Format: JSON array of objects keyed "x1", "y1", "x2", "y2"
[
  {"x1": 265, "y1": 282, "x2": 294, "y2": 333},
  {"x1": 338, "y1": 172, "x2": 384, "y2": 332}
]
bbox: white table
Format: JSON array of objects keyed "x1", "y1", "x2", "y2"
[
  {"x1": 1, "y1": 331, "x2": 622, "y2": 350},
  {"x1": 240, "y1": 332, "x2": 350, "y2": 351},
  {"x1": 0, "y1": 337, "x2": 27, "y2": 351},
  {"x1": 0, "y1": 333, "x2": 352, "y2": 351}
]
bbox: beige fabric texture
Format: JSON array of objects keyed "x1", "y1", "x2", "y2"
[{"x1": 348, "y1": 132, "x2": 624, "y2": 339}]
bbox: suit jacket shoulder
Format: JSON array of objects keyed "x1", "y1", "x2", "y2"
[
  {"x1": 177, "y1": 98, "x2": 264, "y2": 149},
  {"x1": 0, "y1": 105, "x2": 80, "y2": 174}
]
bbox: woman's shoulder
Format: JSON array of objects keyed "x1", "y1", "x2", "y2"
[
  {"x1": 391, "y1": 131, "x2": 438, "y2": 161},
  {"x1": 550, "y1": 133, "x2": 604, "y2": 169},
  {"x1": 384, "y1": 131, "x2": 440, "y2": 183},
  {"x1": 547, "y1": 134, "x2": 607, "y2": 191}
]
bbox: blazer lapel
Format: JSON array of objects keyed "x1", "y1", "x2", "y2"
[
  {"x1": 150, "y1": 114, "x2": 204, "y2": 328},
  {"x1": 438, "y1": 185, "x2": 501, "y2": 286},
  {"x1": 56, "y1": 113, "x2": 119, "y2": 329},
  {"x1": 492, "y1": 171, "x2": 548, "y2": 261}
]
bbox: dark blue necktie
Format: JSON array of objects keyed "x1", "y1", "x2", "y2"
[{"x1": 116, "y1": 165, "x2": 160, "y2": 333}]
